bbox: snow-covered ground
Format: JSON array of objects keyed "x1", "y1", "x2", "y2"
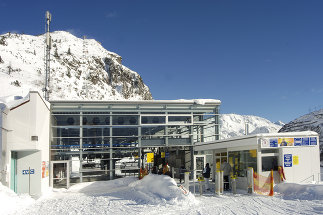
[{"x1": 2, "y1": 174, "x2": 323, "y2": 215}]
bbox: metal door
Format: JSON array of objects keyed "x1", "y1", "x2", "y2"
[{"x1": 10, "y1": 152, "x2": 17, "y2": 192}]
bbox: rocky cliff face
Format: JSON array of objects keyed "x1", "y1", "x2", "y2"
[
  {"x1": 0, "y1": 31, "x2": 152, "y2": 101},
  {"x1": 279, "y1": 109, "x2": 323, "y2": 152}
]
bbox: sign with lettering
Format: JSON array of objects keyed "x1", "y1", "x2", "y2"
[
  {"x1": 22, "y1": 169, "x2": 35, "y2": 175},
  {"x1": 293, "y1": 156, "x2": 299, "y2": 165},
  {"x1": 294, "y1": 138, "x2": 302, "y2": 146},
  {"x1": 270, "y1": 138, "x2": 278, "y2": 147},
  {"x1": 260, "y1": 137, "x2": 317, "y2": 148},
  {"x1": 284, "y1": 154, "x2": 293, "y2": 167},
  {"x1": 310, "y1": 137, "x2": 317, "y2": 145},
  {"x1": 302, "y1": 137, "x2": 309, "y2": 146}
]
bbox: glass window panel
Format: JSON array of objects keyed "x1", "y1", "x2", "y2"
[
  {"x1": 53, "y1": 128, "x2": 80, "y2": 138},
  {"x1": 53, "y1": 115, "x2": 80, "y2": 126},
  {"x1": 141, "y1": 126, "x2": 165, "y2": 136},
  {"x1": 168, "y1": 116, "x2": 191, "y2": 124},
  {"x1": 112, "y1": 137, "x2": 139, "y2": 147},
  {"x1": 112, "y1": 115, "x2": 138, "y2": 125},
  {"x1": 112, "y1": 128, "x2": 138, "y2": 136},
  {"x1": 262, "y1": 156, "x2": 278, "y2": 171},
  {"x1": 82, "y1": 115, "x2": 110, "y2": 126},
  {"x1": 51, "y1": 138, "x2": 80, "y2": 149},
  {"x1": 167, "y1": 126, "x2": 191, "y2": 138},
  {"x1": 228, "y1": 150, "x2": 257, "y2": 177},
  {"x1": 83, "y1": 128, "x2": 110, "y2": 137},
  {"x1": 141, "y1": 116, "x2": 165, "y2": 124}
]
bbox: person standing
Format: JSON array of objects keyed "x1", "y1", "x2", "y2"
[
  {"x1": 220, "y1": 159, "x2": 232, "y2": 191},
  {"x1": 203, "y1": 163, "x2": 211, "y2": 190}
]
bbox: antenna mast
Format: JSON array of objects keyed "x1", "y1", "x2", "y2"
[{"x1": 43, "y1": 11, "x2": 52, "y2": 101}]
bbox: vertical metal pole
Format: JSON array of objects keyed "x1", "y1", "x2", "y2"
[
  {"x1": 28, "y1": 167, "x2": 31, "y2": 195},
  {"x1": 79, "y1": 112, "x2": 83, "y2": 183},
  {"x1": 109, "y1": 113, "x2": 113, "y2": 179},
  {"x1": 44, "y1": 11, "x2": 51, "y2": 101},
  {"x1": 184, "y1": 172, "x2": 190, "y2": 190},
  {"x1": 232, "y1": 177, "x2": 237, "y2": 194},
  {"x1": 220, "y1": 171, "x2": 224, "y2": 194}
]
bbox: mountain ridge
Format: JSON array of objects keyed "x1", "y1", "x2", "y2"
[{"x1": 0, "y1": 31, "x2": 152, "y2": 101}]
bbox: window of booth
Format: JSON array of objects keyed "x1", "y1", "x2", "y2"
[
  {"x1": 262, "y1": 156, "x2": 278, "y2": 171},
  {"x1": 228, "y1": 150, "x2": 257, "y2": 177}
]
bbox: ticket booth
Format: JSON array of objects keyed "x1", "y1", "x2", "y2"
[{"x1": 195, "y1": 131, "x2": 321, "y2": 191}]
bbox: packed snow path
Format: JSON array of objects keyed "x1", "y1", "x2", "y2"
[{"x1": 5, "y1": 175, "x2": 323, "y2": 215}]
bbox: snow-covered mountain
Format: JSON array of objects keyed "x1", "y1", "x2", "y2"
[
  {"x1": 0, "y1": 31, "x2": 152, "y2": 101},
  {"x1": 279, "y1": 109, "x2": 323, "y2": 151},
  {"x1": 220, "y1": 114, "x2": 282, "y2": 139}
]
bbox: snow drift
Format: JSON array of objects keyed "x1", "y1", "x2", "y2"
[
  {"x1": 274, "y1": 182, "x2": 323, "y2": 200},
  {"x1": 129, "y1": 174, "x2": 197, "y2": 205},
  {"x1": 0, "y1": 182, "x2": 34, "y2": 214}
]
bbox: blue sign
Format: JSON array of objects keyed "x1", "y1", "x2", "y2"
[
  {"x1": 270, "y1": 138, "x2": 278, "y2": 147},
  {"x1": 310, "y1": 137, "x2": 317, "y2": 145},
  {"x1": 22, "y1": 169, "x2": 35, "y2": 175},
  {"x1": 302, "y1": 137, "x2": 309, "y2": 146},
  {"x1": 294, "y1": 138, "x2": 302, "y2": 146},
  {"x1": 165, "y1": 152, "x2": 170, "y2": 158},
  {"x1": 284, "y1": 154, "x2": 293, "y2": 167}
]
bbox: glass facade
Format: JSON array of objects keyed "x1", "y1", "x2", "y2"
[{"x1": 50, "y1": 101, "x2": 220, "y2": 185}]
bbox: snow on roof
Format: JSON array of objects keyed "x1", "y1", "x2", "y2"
[
  {"x1": 50, "y1": 98, "x2": 221, "y2": 105},
  {"x1": 0, "y1": 91, "x2": 50, "y2": 111},
  {"x1": 0, "y1": 94, "x2": 30, "y2": 110}
]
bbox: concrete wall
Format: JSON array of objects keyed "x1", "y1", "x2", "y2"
[
  {"x1": 3, "y1": 92, "x2": 50, "y2": 196},
  {"x1": 0, "y1": 106, "x2": 8, "y2": 186}
]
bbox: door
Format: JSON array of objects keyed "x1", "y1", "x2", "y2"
[
  {"x1": 10, "y1": 152, "x2": 17, "y2": 192},
  {"x1": 194, "y1": 155, "x2": 205, "y2": 180},
  {"x1": 50, "y1": 161, "x2": 70, "y2": 189}
]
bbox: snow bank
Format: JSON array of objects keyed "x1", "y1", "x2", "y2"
[
  {"x1": 129, "y1": 174, "x2": 197, "y2": 205},
  {"x1": 274, "y1": 182, "x2": 323, "y2": 200},
  {"x1": 0, "y1": 183, "x2": 35, "y2": 214}
]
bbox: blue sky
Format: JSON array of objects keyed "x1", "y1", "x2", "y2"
[{"x1": 1, "y1": 0, "x2": 323, "y2": 123}]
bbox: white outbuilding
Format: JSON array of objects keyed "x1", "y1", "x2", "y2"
[
  {"x1": 0, "y1": 91, "x2": 50, "y2": 197},
  {"x1": 195, "y1": 131, "x2": 321, "y2": 191}
]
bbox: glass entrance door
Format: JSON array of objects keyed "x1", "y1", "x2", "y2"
[
  {"x1": 50, "y1": 161, "x2": 70, "y2": 188},
  {"x1": 194, "y1": 155, "x2": 205, "y2": 180}
]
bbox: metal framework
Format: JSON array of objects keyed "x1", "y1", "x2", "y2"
[{"x1": 49, "y1": 100, "x2": 220, "y2": 186}]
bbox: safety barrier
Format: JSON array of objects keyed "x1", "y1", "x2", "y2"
[{"x1": 253, "y1": 169, "x2": 274, "y2": 196}]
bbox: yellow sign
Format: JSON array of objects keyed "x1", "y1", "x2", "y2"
[
  {"x1": 161, "y1": 152, "x2": 165, "y2": 158},
  {"x1": 249, "y1": 150, "x2": 257, "y2": 158},
  {"x1": 278, "y1": 138, "x2": 294, "y2": 146},
  {"x1": 147, "y1": 153, "x2": 154, "y2": 163},
  {"x1": 293, "y1": 156, "x2": 299, "y2": 165}
]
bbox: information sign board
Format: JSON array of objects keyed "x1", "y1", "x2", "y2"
[
  {"x1": 284, "y1": 154, "x2": 293, "y2": 167},
  {"x1": 310, "y1": 137, "x2": 317, "y2": 145}
]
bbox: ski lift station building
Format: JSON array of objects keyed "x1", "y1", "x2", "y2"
[
  {"x1": 0, "y1": 91, "x2": 221, "y2": 195},
  {"x1": 195, "y1": 131, "x2": 321, "y2": 189}
]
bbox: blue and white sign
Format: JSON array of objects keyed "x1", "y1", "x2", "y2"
[
  {"x1": 284, "y1": 154, "x2": 293, "y2": 167},
  {"x1": 310, "y1": 137, "x2": 317, "y2": 145},
  {"x1": 270, "y1": 138, "x2": 278, "y2": 147},
  {"x1": 22, "y1": 169, "x2": 35, "y2": 175},
  {"x1": 302, "y1": 137, "x2": 309, "y2": 146},
  {"x1": 294, "y1": 138, "x2": 302, "y2": 146},
  {"x1": 165, "y1": 152, "x2": 170, "y2": 158}
]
